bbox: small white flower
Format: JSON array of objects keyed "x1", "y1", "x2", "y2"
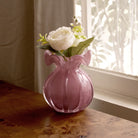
[{"x1": 47, "y1": 27, "x2": 75, "y2": 51}]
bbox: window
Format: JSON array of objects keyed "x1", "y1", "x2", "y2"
[{"x1": 75, "y1": 0, "x2": 138, "y2": 109}]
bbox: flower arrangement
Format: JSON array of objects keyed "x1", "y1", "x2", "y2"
[
  {"x1": 38, "y1": 17, "x2": 94, "y2": 113},
  {"x1": 37, "y1": 17, "x2": 94, "y2": 58}
]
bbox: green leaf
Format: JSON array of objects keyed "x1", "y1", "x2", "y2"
[
  {"x1": 69, "y1": 37, "x2": 94, "y2": 56},
  {"x1": 37, "y1": 44, "x2": 51, "y2": 50},
  {"x1": 37, "y1": 44, "x2": 56, "y2": 53},
  {"x1": 37, "y1": 33, "x2": 49, "y2": 45},
  {"x1": 63, "y1": 48, "x2": 72, "y2": 57},
  {"x1": 37, "y1": 44, "x2": 64, "y2": 57},
  {"x1": 39, "y1": 33, "x2": 43, "y2": 38}
]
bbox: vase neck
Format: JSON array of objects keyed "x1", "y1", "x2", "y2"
[{"x1": 44, "y1": 50, "x2": 91, "y2": 69}]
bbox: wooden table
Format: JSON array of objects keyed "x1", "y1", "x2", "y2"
[{"x1": 0, "y1": 81, "x2": 138, "y2": 138}]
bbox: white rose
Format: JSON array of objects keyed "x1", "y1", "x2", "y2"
[{"x1": 47, "y1": 27, "x2": 75, "y2": 51}]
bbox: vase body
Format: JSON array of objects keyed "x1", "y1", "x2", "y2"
[{"x1": 43, "y1": 50, "x2": 93, "y2": 113}]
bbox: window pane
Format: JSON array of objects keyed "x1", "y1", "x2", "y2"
[{"x1": 75, "y1": 0, "x2": 138, "y2": 76}]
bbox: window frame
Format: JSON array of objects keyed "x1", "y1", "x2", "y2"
[{"x1": 77, "y1": 0, "x2": 138, "y2": 110}]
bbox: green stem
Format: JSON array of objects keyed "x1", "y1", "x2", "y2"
[{"x1": 58, "y1": 51, "x2": 68, "y2": 61}]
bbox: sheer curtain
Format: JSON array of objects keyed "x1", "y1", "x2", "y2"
[
  {"x1": 89, "y1": 0, "x2": 138, "y2": 76},
  {"x1": 0, "y1": 0, "x2": 74, "y2": 92},
  {"x1": 76, "y1": 0, "x2": 138, "y2": 77}
]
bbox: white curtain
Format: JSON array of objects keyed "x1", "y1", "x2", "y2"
[
  {"x1": 80, "y1": 0, "x2": 138, "y2": 76},
  {"x1": 0, "y1": 0, "x2": 74, "y2": 92}
]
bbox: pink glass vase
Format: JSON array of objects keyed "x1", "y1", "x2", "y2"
[{"x1": 43, "y1": 50, "x2": 94, "y2": 113}]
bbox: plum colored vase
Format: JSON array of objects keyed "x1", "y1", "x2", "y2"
[{"x1": 43, "y1": 50, "x2": 94, "y2": 113}]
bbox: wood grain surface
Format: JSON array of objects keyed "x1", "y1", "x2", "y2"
[{"x1": 0, "y1": 81, "x2": 138, "y2": 138}]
